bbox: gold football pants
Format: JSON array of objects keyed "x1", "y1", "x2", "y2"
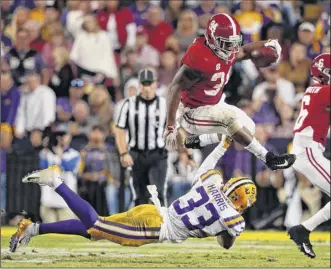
[{"x1": 87, "y1": 204, "x2": 163, "y2": 247}]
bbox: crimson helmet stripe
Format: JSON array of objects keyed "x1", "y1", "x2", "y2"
[{"x1": 222, "y1": 13, "x2": 237, "y2": 36}]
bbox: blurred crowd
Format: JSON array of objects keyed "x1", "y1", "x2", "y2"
[{"x1": 1, "y1": 0, "x2": 330, "y2": 229}]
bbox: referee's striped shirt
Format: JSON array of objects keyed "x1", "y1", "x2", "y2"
[{"x1": 116, "y1": 95, "x2": 167, "y2": 151}]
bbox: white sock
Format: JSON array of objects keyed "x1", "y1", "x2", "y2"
[
  {"x1": 199, "y1": 133, "x2": 221, "y2": 147},
  {"x1": 302, "y1": 202, "x2": 330, "y2": 231},
  {"x1": 244, "y1": 137, "x2": 268, "y2": 162}
]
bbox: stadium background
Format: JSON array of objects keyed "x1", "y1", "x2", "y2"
[{"x1": 1, "y1": 0, "x2": 330, "y2": 233}]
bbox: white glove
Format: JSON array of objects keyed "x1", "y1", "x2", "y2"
[
  {"x1": 264, "y1": 39, "x2": 282, "y2": 65},
  {"x1": 164, "y1": 126, "x2": 178, "y2": 151}
]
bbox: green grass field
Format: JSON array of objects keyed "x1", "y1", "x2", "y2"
[{"x1": 1, "y1": 227, "x2": 330, "y2": 268}]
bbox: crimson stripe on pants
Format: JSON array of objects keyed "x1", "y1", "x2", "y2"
[
  {"x1": 308, "y1": 148, "x2": 331, "y2": 181},
  {"x1": 305, "y1": 148, "x2": 330, "y2": 183}
]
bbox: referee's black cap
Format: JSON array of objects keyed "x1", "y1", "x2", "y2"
[{"x1": 138, "y1": 69, "x2": 156, "y2": 84}]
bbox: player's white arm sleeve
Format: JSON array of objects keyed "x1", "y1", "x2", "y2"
[
  {"x1": 125, "y1": 23, "x2": 136, "y2": 48},
  {"x1": 116, "y1": 99, "x2": 129, "y2": 129},
  {"x1": 196, "y1": 142, "x2": 227, "y2": 176}
]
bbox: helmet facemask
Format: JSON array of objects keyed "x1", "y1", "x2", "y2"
[{"x1": 207, "y1": 34, "x2": 242, "y2": 62}]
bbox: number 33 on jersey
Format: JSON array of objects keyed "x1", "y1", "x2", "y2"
[{"x1": 169, "y1": 170, "x2": 257, "y2": 239}]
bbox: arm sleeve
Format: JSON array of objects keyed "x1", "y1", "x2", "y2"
[{"x1": 116, "y1": 99, "x2": 129, "y2": 129}]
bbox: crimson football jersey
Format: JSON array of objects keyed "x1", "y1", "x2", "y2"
[
  {"x1": 293, "y1": 85, "x2": 330, "y2": 146},
  {"x1": 181, "y1": 37, "x2": 233, "y2": 108}
]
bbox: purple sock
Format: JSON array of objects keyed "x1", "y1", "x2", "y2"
[
  {"x1": 55, "y1": 183, "x2": 98, "y2": 229},
  {"x1": 39, "y1": 219, "x2": 90, "y2": 238}
]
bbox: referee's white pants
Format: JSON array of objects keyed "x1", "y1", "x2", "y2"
[
  {"x1": 291, "y1": 137, "x2": 330, "y2": 197},
  {"x1": 176, "y1": 99, "x2": 256, "y2": 137}
]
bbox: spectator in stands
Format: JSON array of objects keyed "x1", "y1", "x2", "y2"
[
  {"x1": 23, "y1": 20, "x2": 45, "y2": 53},
  {"x1": 193, "y1": 0, "x2": 215, "y2": 34},
  {"x1": 233, "y1": 0, "x2": 264, "y2": 43},
  {"x1": 70, "y1": 13, "x2": 118, "y2": 85},
  {"x1": 41, "y1": 3, "x2": 61, "y2": 42},
  {"x1": 56, "y1": 78, "x2": 85, "y2": 125},
  {"x1": 144, "y1": 6, "x2": 173, "y2": 52},
  {"x1": 50, "y1": 46, "x2": 78, "y2": 98},
  {"x1": 113, "y1": 78, "x2": 140, "y2": 124},
  {"x1": 130, "y1": 0, "x2": 151, "y2": 26},
  {"x1": 253, "y1": 66, "x2": 296, "y2": 107},
  {"x1": 165, "y1": 0, "x2": 185, "y2": 29},
  {"x1": 297, "y1": 22, "x2": 324, "y2": 60},
  {"x1": 29, "y1": 0, "x2": 46, "y2": 25},
  {"x1": 120, "y1": 47, "x2": 142, "y2": 88},
  {"x1": 315, "y1": 10, "x2": 330, "y2": 46},
  {"x1": 1, "y1": 61, "x2": 20, "y2": 129},
  {"x1": 278, "y1": 42, "x2": 311, "y2": 93},
  {"x1": 272, "y1": 99, "x2": 295, "y2": 138},
  {"x1": 15, "y1": 70, "x2": 56, "y2": 148},
  {"x1": 266, "y1": 24, "x2": 290, "y2": 61},
  {"x1": 42, "y1": 23, "x2": 72, "y2": 77},
  {"x1": 166, "y1": 148, "x2": 201, "y2": 204},
  {"x1": 1, "y1": 62, "x2": 20, "y2": 211},
  {"x1": 1, "y1": 18, "x2": 12, "y2": 57},
  {"x1": 158, "y1": 49, "x2": 178, "y2": 88},
  {"x1": 39, "y1": 125, "x2": 80, "y2": 223},
  {"x1": 170, "y1": 10, "x2": 198, "y2": 53},
  {"x1": 88, "y1": 86, "x2": 113, "y2": 136},
  {"x1": 214, "y1": 4, "x2": 230, "y2": 15},
  {"x1": 69, "y1": 100, "x2": 92, "y2": 138},
  {"x1": 97, "y1": 0, "x2": 136, "y2": 52},
  {"x1": 5, "y1": 28, "x2": 49, "y2": 86},
  {"x1": 1, "y1": 0, "x2": 13, "y2": 24},
  {"x1": 4, "y1": 6, "x2": 30, "y2": 41},
  {"x1": 136, "y1": 26, "x2": 160, "y2": 68},
  {"x1": 78, "y1": 125, "x2": 110, "y2": 216},
  {"x1": 65, "y1": 0, "x2": 91, "y2": 38}
]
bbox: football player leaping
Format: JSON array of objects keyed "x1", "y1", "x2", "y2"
[
  {"x1": 164, "y1": 13, "x2": 296, "y2": 171},
  {"x1": 287, "y1": 53, "x2": 330, "y2": 259},
  {"x1": 10, "y1": 141, "x2": 256, "y2": 251}
]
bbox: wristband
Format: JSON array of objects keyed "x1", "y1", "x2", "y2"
[
  {"x1": 167, "y1": 125, "x2": 176, "y2": 131},
  {"x1": 120, "y1": 152, "x2": 128, "y2": 157}
]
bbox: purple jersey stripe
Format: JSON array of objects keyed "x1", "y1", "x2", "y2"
[
  {"x1": 223, "y1": 214, "x2": 241, "y2": 222},
  {"x1": 99, "y1": 218, "x2": 161, "y2": 232},
  {"x1": 93, "y1": 225, "x2": 160, "y2": 240},
  {"x1": 227, "y1": 219, "x2": 245, "y2": 229}
]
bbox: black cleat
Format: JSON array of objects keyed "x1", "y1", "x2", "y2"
[
  {"x1": 184, "y1": 135, "x2": 203, "y2": 149},
  {"x1": 265, "y1": 152, "x2": 296, "y2": 170},
  {"x1": 288, "y1": 225, "x2": 316, "y2": 258}
]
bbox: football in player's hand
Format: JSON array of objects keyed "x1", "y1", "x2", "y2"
[{"x1": 251, "y1": 46, "x2": 278, "y2": 68}]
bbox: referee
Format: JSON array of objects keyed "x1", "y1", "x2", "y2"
[{"x1": 115, "y1": 69, "x2": 168, "y2": 206}]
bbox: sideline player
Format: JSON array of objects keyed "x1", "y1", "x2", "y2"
[
  {"x1": 10, "y1": 140, "x2": 256, "y2": 251},
  {"x1": 287, "y1": 53, "x2": 330, "y2": 258},
  {"x1": 164, "y1": 13, "x2": 295, "y2": 171}
]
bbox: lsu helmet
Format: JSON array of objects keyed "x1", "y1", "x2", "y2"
[{"x1": 222, "y1": 177, "x2": 257, "y2": 213}]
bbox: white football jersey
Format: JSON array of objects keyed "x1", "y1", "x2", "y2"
[{"x1": 159, "y1": 170, "x2": 245, "y2": 243}]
